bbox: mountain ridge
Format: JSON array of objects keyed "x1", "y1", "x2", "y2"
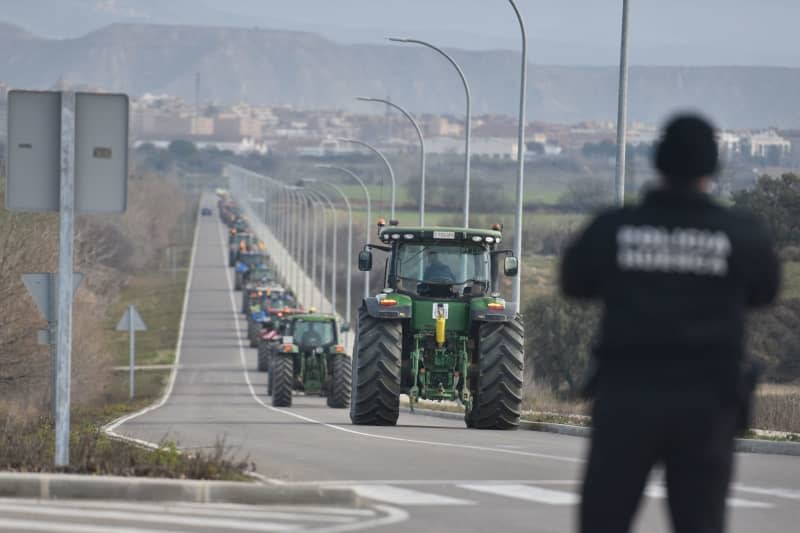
[{"x1": 1, "y1": 22, "x2": 798, "y2": 128}]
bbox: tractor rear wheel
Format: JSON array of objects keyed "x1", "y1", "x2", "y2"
[
  {"x1": 349, "y1": 307, "x2": 401, "y2": 425},
  {"x1": 271, "y1": 353, "x2": 293, "y2": 407},
  {"x1": 327, "y1": 354, "x2": 352, "y2": 409},
  {"x1": 466, "y1": 316, "x2": 524, "y2": 430},
  {"x1": 267, "y1": 351, "x2": 274, "y2": 395},
  {"x1": 248, "y1": 321, "x2": 259, "y2": 347},
  {"x1": 257, "y1": 342, "x2": 269, "y2": 372}
]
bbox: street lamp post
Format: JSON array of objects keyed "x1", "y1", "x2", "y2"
[
  {"x1": 389, "y1": 37, "x2": 472, "y2": 227},
  {"x1": 313, "y1": 182, "x2": 353, "y2": 343},
  {"x1": 615, "y1": 0, "x2": 631, "y2": 207},
  {"x1": 356, "y1": 96, "x2": 427, "y2": 225},
  {"x1": 305, "y1": 189, "x2": 333, "y2": 312},
  {"x1": 316, "y1": 165, "x2": 372, "y2": 299},
  {"x1": 337, "y1": 138, "x2": 396, "y2": 220},
  {"x1": 508, "y1": 0, "x2": 528, "y2": 313}
]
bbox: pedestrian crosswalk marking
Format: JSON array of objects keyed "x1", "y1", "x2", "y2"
[
  {"x1": 459, "y1": 484, "x2": 579, "y2": 505},
  {"x1": 347, "y1": 484, "x2": 474, "y2": 506},
  {"x1": 734, "y1": 484, "x2": 800, "y2": 501},
  {"x1": 645, "y1": 485, "x2": 774, "y2": 509}
]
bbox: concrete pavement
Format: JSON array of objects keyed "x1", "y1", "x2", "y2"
[{"x1": 111, "y1": 198, "x2": 800, "y2": 533}]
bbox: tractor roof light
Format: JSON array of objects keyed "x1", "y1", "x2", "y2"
[
  {"x1": 491, "y1": 223, "x2": 503, "y2": 231},
  {"x1": 389, "y1": 219, "x2": 400, "y2": 226},
  {"x1": 377, "y1": 218, "x2": 387, "y2": 228}
]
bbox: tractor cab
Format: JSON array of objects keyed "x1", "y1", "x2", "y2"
[{"x1": 360, "y1": 226, "x2": 518, "y2": 301}]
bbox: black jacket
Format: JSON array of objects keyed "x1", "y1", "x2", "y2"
[{"x1": 561, "y1": 189, "x2": 780, "y2": 389}]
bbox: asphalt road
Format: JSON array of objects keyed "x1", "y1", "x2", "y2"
[{"x1": 112, "y1": 202, "x2": 800, "y2": 533}]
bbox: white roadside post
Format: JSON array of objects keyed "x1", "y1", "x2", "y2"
[{"x1": 116, "y1": 305, "x2": 147, "y2": 400}]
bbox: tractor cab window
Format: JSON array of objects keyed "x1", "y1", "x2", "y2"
[
  {"x1": 396, "y1": 242, "x2": 490, "y2": 298},
  {"x1": 293, "y1": 320, "x2": 336, "y2": 349}
]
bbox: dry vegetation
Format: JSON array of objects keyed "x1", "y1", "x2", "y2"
[
  {"x1": 0, "y1": 406, "x2": 251, "y2": 479},
  {"x1": 0, "y1": 175, "x2": 188, "y2": 411}
]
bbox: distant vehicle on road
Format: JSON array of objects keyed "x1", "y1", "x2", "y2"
[{"x1": 201, "y1": 207, "x2": 213, "y2": 216}]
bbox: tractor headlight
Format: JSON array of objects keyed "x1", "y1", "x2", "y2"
[
  {"x1": 485, "y1": 236, "x2": 495, "y2": 243},
  {"x1": 471, "y1": 235, "x2": 482, "y2": 242},
  {"x1": 391, "y1": 233, "x2": 401, "y2": 240}
]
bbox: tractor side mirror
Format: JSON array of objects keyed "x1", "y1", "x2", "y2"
[
  {"x1": 504, "y1": 256, "x2": 519, "y2": 277},
  {"x1": 358, "y1": 250, "x2": 373, "y2": 272}
]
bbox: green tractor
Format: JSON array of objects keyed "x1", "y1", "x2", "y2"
[
  {"x1": 351, "y1": 224, "x2": 523, "y2": 429},
  {"x1": 268, "y1": 313, "x2": 351, "y2": 409}
]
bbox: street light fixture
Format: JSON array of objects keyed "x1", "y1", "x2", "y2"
[
  {"x1": 614, "y1": 0, "x2": 631, "y2": 207},
  {"x1": 316, "y1": 164, "x2": 372, "y2": 300},
  {"x1": 388, "y1": 37, "x2": 472, "y2": 227},
  {"x1": 337, "y1": 138, "x2": 396, "y2": 220},
  {"x1": 356, "y1": 96, "x2": 427, "y2": 225},
  {"x1": 508, "y1": 0, "x2": 528, "y2": 312}
]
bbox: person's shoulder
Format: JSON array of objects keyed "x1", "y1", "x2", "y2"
[
  {"x1": 715, "y1": 204, "x2": 769, "y2": 237},
  {"x1": 582, "y1": 206, "x2": 634, "y2": 232}
]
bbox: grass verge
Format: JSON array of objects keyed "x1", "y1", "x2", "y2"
[{"x1": 0, "y1": 405, "x2": 252, "y2": 479}]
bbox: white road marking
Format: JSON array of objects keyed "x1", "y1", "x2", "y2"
[
  {"x1": 459, "y1": 484, "x2": 579, "y2": 505},
  {"x1": 0, "y1": 502, "x2": 296, "y2": 532},
  {"x1": 0, "y1": 518, "x2": 169, "y2": 533},
  {"x1": 346, "y1": 485, "x2": 473, "y2": 506},
  {"x1": 10, "y1": 498, "x2": 359, "y2": 523},
  {"x1": 103, "y1": 201, "x2": 202, "y2": 446},
  {"x1": 284, "y1": 479, "x2": 581, "y2": 487},
  {"x1": 734, "y1": 484, "x2": 800, "y2": 500},
  {"x1": 307, "y1": 504, "x2": 410, "y2": 533},
  {"x1": 645, "y1": 485, "x2": 774, "y2": 509},
  {"x1": 220, "y1": 217, "x2": 583, "y2": 467}
]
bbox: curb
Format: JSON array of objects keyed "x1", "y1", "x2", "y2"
[
  {"x1": 403, "y1": 406, "x2": 800, "y2": 456},
  {"x1": 0, "y1": 473, "x2": 358, "y2": 506}
]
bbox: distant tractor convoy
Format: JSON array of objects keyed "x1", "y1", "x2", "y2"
[{"x1": 216, "y1": 189, "x2": 524, "y2": 428}]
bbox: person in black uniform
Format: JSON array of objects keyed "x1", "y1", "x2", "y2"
[{"x1": 561, "y1": 114, "x2": 780, "y2": 533}]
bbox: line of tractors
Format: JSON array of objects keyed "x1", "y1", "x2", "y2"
[
  {"x1": 217, "y1": 190, "x2": 525, "y2": 429},
  {"x1": 219, "y1": 194, "x2": 351, "y2": 409}
]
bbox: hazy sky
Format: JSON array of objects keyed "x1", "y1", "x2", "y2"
[{"x1": 2, "y1": 0, "x2": 798, "y2": 66}]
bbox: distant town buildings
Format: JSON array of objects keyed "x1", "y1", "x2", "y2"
[{"x1": 0, "y1": 81, "x2": 798, "y2": 170}]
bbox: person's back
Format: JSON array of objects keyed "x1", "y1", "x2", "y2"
[
  {"x1": 562, "y1": 114, "x2": 779, "y2": 533},
  {"x1": 563, "y1": 189, "x2": 777, "y2": 390}
]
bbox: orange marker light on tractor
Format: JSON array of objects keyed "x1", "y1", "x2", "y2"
[
  {"x1": 487, "y1": 301, "x2": 506, "y2": 311},
  {"x1": 379, "y1": 299, "x2": 398, "y2": 307},
  {"x1": 283, "y1": 344, "x2": 293, "y2": 353},
  {"x1": 334, "y1": 345, "x2": 345, "y2": 353}
]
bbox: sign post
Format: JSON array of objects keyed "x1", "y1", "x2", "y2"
[
  {"x1": 116, "y1": 305, "x2": 147, "y2": 400},
  {"x1": 8, "y1": 89, "x2": 129, "y2": 467}
]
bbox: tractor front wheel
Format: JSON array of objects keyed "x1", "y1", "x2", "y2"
[
  {"x1": 349, "y1": 307, "x2": 401, "y2": 425},
  {"x1": 327, "y1": 354, "x2": 352, "y2": 409},
  {"x1": 271, "y1": 353, "x2": 294, "y2": 407},
  {"x1": 466, "y1": 316, "x2": 524, "y2": 430},
  {"x1": 257, "y1": 342, "x2": 269, "y2": 372}
]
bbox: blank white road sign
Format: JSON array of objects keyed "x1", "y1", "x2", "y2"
[
  {"x1": 5, "y1": 90, "x2": 129, "y2": 214},
  {"x1": 5, "y1": 90, "x2": 62, "y2": 211},
  {"x1": 75, "y1": 92, "x2": 129, "y2": 213}
]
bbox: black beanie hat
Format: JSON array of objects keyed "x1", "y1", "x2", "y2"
[{"x1": 654, "y1": 114, "x2": 719, "y2": 186}]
